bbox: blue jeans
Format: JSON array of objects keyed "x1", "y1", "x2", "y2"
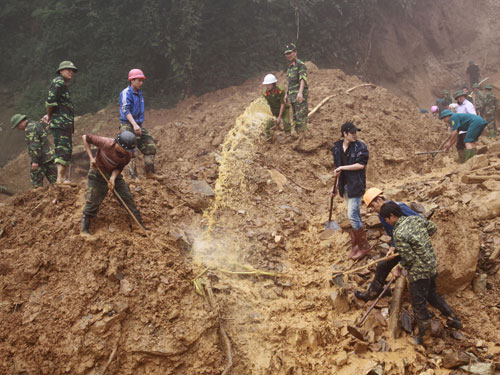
[{"x1": 344, "y1": 190, "x2": 363, "y2": 230}]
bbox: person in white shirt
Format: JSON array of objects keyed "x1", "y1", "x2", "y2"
[{"x1": 454, "y1": 90, "x2": 476, "y2": 162}]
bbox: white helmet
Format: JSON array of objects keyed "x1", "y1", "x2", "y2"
[{"x1": 262, "y1": 74, "x2": 277, "y2": 85}]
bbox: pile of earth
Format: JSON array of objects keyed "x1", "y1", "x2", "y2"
[{"x1": 1, "y1": 66, "x2": 499, "y2": 374}]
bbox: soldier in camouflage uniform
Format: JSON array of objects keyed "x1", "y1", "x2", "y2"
[
  {"x1": 380, "y1": 202, "x2": 462, "y2": 346},
  {"x1": 482, "y1": 84, "x2": 498, "y2": 138},
  {"x1": 42, "y1": 61, "x2": 77, "y2": 184},
  {"x1": 472, "y1": 83, "x2": 485, "y2": 116},
  {"x1": 11, "y1": 114, "x2": 57, "y2": 187},
  {"x1": 284, "y1": 43, "x2": 308, "y2": 133},
  {"x1": 261, "y1": 74, "x2": 290, "y2": 140}
]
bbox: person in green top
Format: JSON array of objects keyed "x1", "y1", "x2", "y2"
[
  {"x1": 482, "y1": 84, "x2": 498, "y2": 138},
  {"x1": 380, "y1": 202, "x2": 462, "y2": 346},
  {"x1": 439, "y1": 110, "x2": 487, "y2": 161},
  {"x1": 42, "y1": 61, "x2": 77, "y2": 184},
  {"x1": 11, "y1": 114, "x2": 57, "y2": 187},
  {"x1": 262, "y1": 74, "x2": 290, "y2": 140},
  {"x1": 284, "y1": 43, "x2": 308, "y2": 134}
]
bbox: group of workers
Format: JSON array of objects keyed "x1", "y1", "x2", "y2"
[{"x1": 9, "y1": 61, "x2": 164, "y2": 234}]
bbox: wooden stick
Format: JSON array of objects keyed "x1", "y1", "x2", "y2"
[
  {"x1": 333, "y1": 255, "x2": 398, "y2": 277},
  {"x1": 462, "y1": 174, "x2": 500, "y2": 184},
  {"x1": 95, "y1": 167, "x2": 163, "y2": 253},
  {"x1": 358, "y1": 277, "x2": 395, "y2": 326},
  {"x1": 346, "y1": 83, "x2": 376, "y2": 93},
  {"x1": 389, "y1": 277, "x2": 406, "y2": 339},
  {"x1": 308, "y1": 94, "x2": 335, "y2": 117},
  {"x1": 100, "y1": 326, "x2": 121, "y2": 375}
]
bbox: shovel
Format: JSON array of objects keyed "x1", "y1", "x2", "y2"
[
  {"x1": 320, "y1": 174, "x2": 340, "y2": 240},
  {"x1": 347, "y1": 277, "x2": 395, "y2": 341}
]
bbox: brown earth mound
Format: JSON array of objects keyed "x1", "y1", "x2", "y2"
[{"x1": 1, "y1": 67, "x2": 500, "y2": 374}]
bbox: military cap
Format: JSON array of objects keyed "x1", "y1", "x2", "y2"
[
  {"x1": 10, "y1": 114, "x2": 27, "y2": 129},
  {"x1": 284, "y1": 43, "x2": 297, "y2": 54},
  {"x1": 485, "y1": 84, "x2": 493, "y2": 90},
  {"x1": 56, "y1": 61, "x2": 78, "y2": 73},
  {"x1": 472, "y1": 83, "x2": 480, "y2": 88},
  {"x1": 454, "y1": 90, "x2": 467, "y2": 99},
  {"x1": 440, "y1": 109, "x2": 454, "y2": 119}
]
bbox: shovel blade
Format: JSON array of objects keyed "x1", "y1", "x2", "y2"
[
  {"x1": 347, "y1": 325, "x2": 366, "y2": 341},
  {"x1": 324, "y1": 220, "x2": 340, "y2": 230}
]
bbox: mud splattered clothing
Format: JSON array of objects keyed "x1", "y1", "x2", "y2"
[
  {"x1": 482, "y1": 92, "x2": 498, "y2": 136},
  {"x1": 263, "y1": 85, "x2": 291, "y2": 135},
  {"x1": 24, "y1": 120, "x2": 57, "y2": 187},
  {"x1": 46, "y1": 75, "x2": 74, "y2": 166},
  {"x1": 286, "y1": 58, "x2": 308, "y2": 132},
  {"x1": 82, "y1": 135, "x2": 141, "y2": 221},
  {"x1": 449, "y1": 113, "x2": 487, "y2": 143}
]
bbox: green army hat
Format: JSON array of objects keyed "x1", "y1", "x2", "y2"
[
  {"x1": 472, "y1": 83, "x2": 480, "y2": 88},
  {"x1": 10, "y1": 114, "x2": 27, "y2": 129},
  {"x1": 284, "y1": 43, "x2": 297, "y2": 54},
  {"x1": 443, "y1": 90, "x2": 449, "y2": 94},
  {"x1": 485, "y1": 84, "x2": 493, "y2": 90},
  {"x1": 440, "y1": 109, "x2": 454, "y2": 119},
  {"x1": 56, "y1": 60, "x2": 78, "y2": 73},
  {"x1": 454, "y1": 90, "x2": 466, "y2": 99}
]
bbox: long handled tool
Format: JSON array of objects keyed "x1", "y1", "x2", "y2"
[
  {"x1": 332, "y1": 254, "x2": 397, "y2": 279},
  {"x1": 96, "y1": 166, "x2": 162, "y2": 252},
  {"x1": 320, "y1": 174, "x2": 340, "y2": 240},
  {"x1": 347, "y1": 277, "x2": 396, "y2": 340}
]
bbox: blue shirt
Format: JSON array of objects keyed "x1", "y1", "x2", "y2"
[
  {"x1": 449, "y1": 113, "x2": 486, "y2": 132},
  {"x1": 119, "y1": 86, "x2": 145, "y2": 125},
  {"x1": 378, "y1": 201, "x2": 421, "y2": 246}
]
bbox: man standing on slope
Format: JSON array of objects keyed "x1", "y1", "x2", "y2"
[
  {"x1": 11, "y1": 114, "x2": 57, "y2": 187},
  {"x1": 332, "y1": 122, "x2": 370, "y2": 260},
  {"x1": 284, "y1": 43, "x2": 308, "y2": 134},
  {"x1": 262, "y1": 73, "x2": 290, "y2": 140},
  {"x1": 42, "y1": 61, "x2": 77, "y2": 184},
  {"x1": 81, "y1": 131, "x2": 143, "y2": 235},
  {"x1": 119, "y1": 69, "x2": 164, "y2": 180}
]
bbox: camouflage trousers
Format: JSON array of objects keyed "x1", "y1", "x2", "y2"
[
  {"x1": 31, "y1": 160, "x2": 57, "y2": 187},
  {"x1": 51, "y1": 128, "x2": 73, "y2": 165},
  {"x1": 484, "y1": 113, "x2": 497, "y2": 137},
  {"x1": 83, "y1": 169, "x2": 141, "y2": 222},
  {"x1": 119, "y1": 123, "x2": 157, "y2": 172},
  {"x1": 265, "y1": 106, "x2": 291, "y2": 138},
  {"x1": 291, "y1": 100, "x2": 308, "y2": 132}
]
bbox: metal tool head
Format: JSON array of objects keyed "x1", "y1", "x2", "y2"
[{"x1": 347, "y1": 325, "x2": 366, "y2": 341}]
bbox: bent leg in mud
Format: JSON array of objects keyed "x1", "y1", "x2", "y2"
[
  {"x1": 355, "y1": 256, "x2": 400, "y2": 301},
  {"x1": 82, "y1": 169, "x2": 109, "y2": 218},
  {"x1": 410, "y1": 278, "x2": 433, "y2": 345},
  {"x1": 426, "y1": 276, "x2": 462, "y2": 329},
  {"x1": 114, "y1": 175, "x2": 142, "y2": 224}
]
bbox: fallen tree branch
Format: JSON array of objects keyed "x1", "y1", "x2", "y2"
[
  {"x1": 461, "y1": 174, "x2": 500, "y2": 184},
  {"x1": 389, "y1": 277, "x2": 405, "y2": 339},
  {"x1": 346, "y1": 83, "x2": 376, "y2": 93},
  {"x1": 100, "y1": 325, "x2": 122, "y2": 375}
]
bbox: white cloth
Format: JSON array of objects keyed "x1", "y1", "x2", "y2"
[{"x1": 456, "y1": 99, "x2": 476, "y2": 115}]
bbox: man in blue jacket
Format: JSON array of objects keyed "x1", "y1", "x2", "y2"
[
  {"x1": 119, "y1": 68, "x2": 164, "y2": 180},
  {"x1": 332, "y1": 122, "x2": 370, "y2": 259},
  {"x1": 354, "y1": 188, "x2": 421, "y2": 301}
]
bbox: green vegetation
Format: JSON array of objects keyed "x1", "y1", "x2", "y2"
[{"x1": 0, "y1": 0, "x2": 415, "y2": 117}]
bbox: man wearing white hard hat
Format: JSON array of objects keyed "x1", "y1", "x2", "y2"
[
  {"x1": 262, "y1": 73, "x2": 290, "y2": 140},
  {"x1": 119, "y1": 69, "x2": 164, "y2": 180}
]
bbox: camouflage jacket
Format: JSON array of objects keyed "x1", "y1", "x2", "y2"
[
  {"x1": 25, "y1": 120, "x2": 55, "y2": 165},
  {"x1": 286, "y1": 58, "x2": 308, "y2": 103},
  {"x1": 482, "y1": 92, "x2": 498, "y2": 115},
  {"x1": 393, "y1": 216, "x2": 438, "y2": 282},
  {"x1": 263, "y1": 85, "x2": 287, "y2": 117},
  {"x1": 45, "y1": 75, "x2": 74, "y2": 131},
  {"x1": 474, "y1": 91, "x2": 485, "y2": 112}
]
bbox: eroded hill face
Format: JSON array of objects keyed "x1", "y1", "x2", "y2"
[{"x1": 1, "y1": 66, "x2": 500, "y2": 374}]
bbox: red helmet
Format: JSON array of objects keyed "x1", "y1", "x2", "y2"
[{"x1": 128, "y1": 69, "x2": 146, "y2": 81}]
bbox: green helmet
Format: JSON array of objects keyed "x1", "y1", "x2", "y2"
[
  {"x1": 472, "y1": 83, "x2": 480, "y2": 88},
  {"x1": 443, "y1": 90, "x2": 449, "y2": 95},
  {"x1": 454, "y1": 90, "x2": 466, "y2": 99},
  {"x1": 283, "y1": 43, "x2": 297, "y2": 54},
  {"x1": 440, "y1": 109, "x2": 454, "y2": 119},
  {"x1": 56, "y1": 60, "x2": 78, "y2": 73},
  {"x1": 10, "y1": 114, "x2": 27, "y2": 129},
  {"x1": 485, "y1": 84, "x2": 493, "y2": 90}
]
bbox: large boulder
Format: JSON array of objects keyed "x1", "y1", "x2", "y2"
[
  {"x1": 432, "y1": 207, "x2": 480, "y2": 294},
  {"x1": 470, "y1": 191, "x2": 500, "y2": 220}
]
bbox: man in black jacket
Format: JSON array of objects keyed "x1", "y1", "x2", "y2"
[{"x1": 332, "y1": 122, "x2": 370, "y2": 259}]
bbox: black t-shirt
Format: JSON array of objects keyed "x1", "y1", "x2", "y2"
[{"x1": 341, "y1": 145, "x2": 350, "y2": 166}]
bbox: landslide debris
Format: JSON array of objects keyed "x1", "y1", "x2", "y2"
[{"x1": 1, "y1": 67, "x2": 499, "y2": 375}]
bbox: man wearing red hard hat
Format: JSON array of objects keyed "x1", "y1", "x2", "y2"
[{"x1": 119, "y1": 69, "x2": 164, "y2": 180}]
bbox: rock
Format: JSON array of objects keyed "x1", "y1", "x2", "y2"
[
  {"x1": 428, "y1": 184, "x2": 446, "y2": 198},
  {"x1": 472, "y1": 274, "x2": 487, "y2": 295},
  {"x1": 366, "y1": 215, "x2": 382, "y2": 228},
  {"x1": 268, "y1": 169, "x2": 287, "y2": 190},
  {"x1": 482, "y1": 222, "x2": 496, "y2": 233},
  {"x1": 462, "y1": 154, "x2": 489, "y2": 170},
  {"x1": 380, "y1": 235, "x2": 392, "y2": 243},
  {"x1": 120, "y1": 279, "x2": 134, "y2": 295},
  {"x1": 461, "y1": 193, "x2": 473, "y2": 204},
  {"x1": 451, "y1": 330, "x2": 466, "y2": 340},
  {"x1": 279, "y1": 204, "x2": 302, "y2": 215},
  {"x1": 335, "y1": 350, "x2": 348, "y2": 366},
  {"x1": 354, "y1": 341, "x2": 369, "y2": 354},
  {"x1": 470, "y1": 191, "x2": 500, "y2": 220},
  {"x1": 431, "y1": 320, "x2": 444, "y2": 337},
  {"x1": 384, "y1": 187, "x2": 404, "y2": 201},
  {"x1": 443, "y1": 350, "x2": 470, "y2": 369},
  {"x1": 458, "y1": 362, "x2": 495, "y2": 375},
  {"x1": 191, "y1": 180, "x2": 215, "y2": 196},
  {"x1": 481, "y1": 180, "x2": 500, "y2": 191},
  {"x1": 329, "y1": 289, "x2": 350, "y2": 313},
  {"x1": 409, "y1": 202, "x2": 426, "y2": 214}
]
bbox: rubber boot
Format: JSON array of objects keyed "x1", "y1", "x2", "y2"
[
  {"x1": 144, "y1": 155, "x2": 165, "y2": 181},
  {"x1": 415, "y1": 319, "x2": 431, "y2": 346},
  {"x1": 457, "y1": 149, "x2": 466, "y2": 164},
  {"x1": 355, "y1": 279, "x2": 383, "y2": 301},
  {"x1": 351, "y1": 227, "x2": 371, "y2": 260},
  {"x1": 56, "y1": 164, "x2": 66, "y2": 184},
  {"x1": 464, "y1": 148, "x2": 476, "y2": 162},
  {"x1": 81, "y1": 215, "x2": 91, "y2": 235},
  {"x1": 488, "y1": 128, "x2": 497, "y2": 138},
  {"x1": 348, "y1": 228, "x2": 360, "y2": 259},
  {"x1": 446, "y1": 315, "x2": 463, "y2": 330}
]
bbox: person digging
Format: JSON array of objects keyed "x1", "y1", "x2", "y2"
[
  {"x1": 331, "y1": 122, "x2": 370, "y2": 259},
  {"x1": 439, "y1": 109, "x2": 487, "y2": 162},
  {"x1": 81, "y1": 131, "x2": 143, "y2": 235},
  {"x1": 354, "y1": 188, "x2": 421, "y2": 301},
  {"x1": 380, "y1": 201, "x2": 462, "y2": 346},
  {"x1": 262, "y1": 73, "x2": 290, "y2": 141}
]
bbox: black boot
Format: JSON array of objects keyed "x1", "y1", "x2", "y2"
[
  {"x1": 81, "y1": 214, "x2": 91, "y2": 235},
  {"x1": 415, "y1": 319, "x2": 431, "y2": 346},
  {"x1": 355, "y1": 279, "x2": 383, "y2": 301},
  {"x1": 446, "y1": 315, "x2": 463, "y2": 329}
]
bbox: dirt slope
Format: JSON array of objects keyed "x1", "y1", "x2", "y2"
[{"x1": 1, "y1": 65, "x2": 500, "y2": 374}]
